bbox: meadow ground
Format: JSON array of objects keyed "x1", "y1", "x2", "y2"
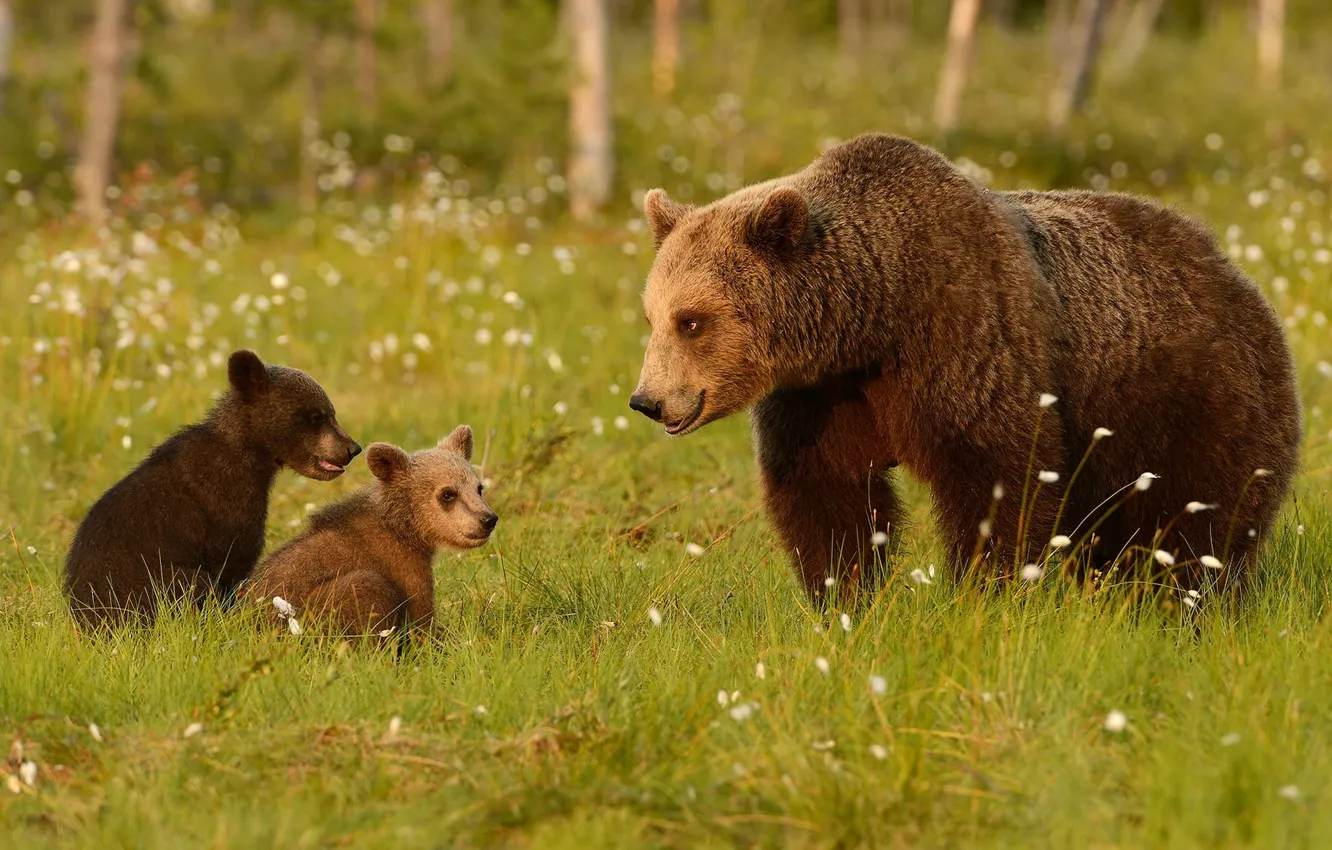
[{"x1": 3, "y1": 28, "x2": 1332, "y2": 848}]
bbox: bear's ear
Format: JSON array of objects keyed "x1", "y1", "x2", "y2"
[
  {"x1": 438, "y1": 425, "x2": 474, "y2": 461},
  {"x1": 748, "y1": 187, "x2": 810, "y2": 253},
  {"x1": 644, "y1": 189, "x2": 692, "y2": 248},
  {"x1": 227, "y1": 350, "x2": 271, "y2": 402},
  {"x1": 367, "y1": 443, "x2": 411, "y2": 483}
]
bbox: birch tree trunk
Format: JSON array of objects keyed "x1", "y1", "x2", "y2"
[
  {"x1": 933, "y1": 0, "x2": 982, "y2": 133},
  {"x1": 652, "y1": 0, "x2": 679, "y2": 97},
  {"x1": 1048, "y1": 0, "x2": 1110, "y2": 133},
  {"x1": 566, "y1": 0, "x2": 613, "y2": 222},
  {"x1": 298, "y1": 30, "x2": 324, "y2": 212},
  {"x1": 355, "y1": 0, "x2": 378, "y2": 116},
  {"x1": 0, "y1": 0, "x2": 13, "y2": 106},
  {"x1": 75, "y1": 0, "x2": 131, "y2": 229},
  {"x1": 838, "y1": 0, "x2": 864, "y2": 61},
  {"x1": 1257, "y1": 0, "x2": 1284, "y2": 90},
  {"x1": 1109, "y1": 0, "x2": 1164, "y2": 78},
  {"x1": 423, "y1": 0, "x2": 454, "y2": 86}
]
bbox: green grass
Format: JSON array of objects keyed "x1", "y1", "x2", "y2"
[{"x1": 4, "y1": 23, "x2": 1332, "y2": 848}]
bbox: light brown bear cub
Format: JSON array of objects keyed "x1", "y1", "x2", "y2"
[{"x1": 247, "y1": 426, "x2": 497, "y2": 636}]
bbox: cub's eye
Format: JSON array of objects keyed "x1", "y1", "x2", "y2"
[
  {"x1": 678, "y1": 317, "x2": 701, "y2": 337},
  {"x1": 477, "y1": 484, "x2": 484, "y2": 495},
  {"x1": 439, "y1": 488, "x2": 457, "y2": 505}
]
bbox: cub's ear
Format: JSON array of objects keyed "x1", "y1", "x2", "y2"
[
  {"x1": 439, "y1": 425, "x2": 474, "y2": 461},
  {"x1": 366, "y1": 443, "x2": 411, "y2": 483},
  {"x1": 748, "y1": 187, "x2": 810, "y2": 252},
  {"x1": 227, "y1": 350, "x2": 271, "y2": 401},
  {"x1": 644, "y1": 189, "x2": 693, "y2": 248}
]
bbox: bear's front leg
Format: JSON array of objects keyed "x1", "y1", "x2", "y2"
[{"x1": 753, "y1": 381, "x2": 902, "y2": 603}]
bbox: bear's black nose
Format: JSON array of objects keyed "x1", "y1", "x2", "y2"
[
  {"x1": 629, "y1": 393, "x2": 663, "y2": 422},
  {"x1": 481, "y1": 512, "x2": 499, "y2": 531},
  {"x1": 347, "y1": 442, "x2": 363, "y2": 461}
]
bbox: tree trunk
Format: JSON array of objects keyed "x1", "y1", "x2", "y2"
[
  {"x1": 933, "y1": 0, "x2": 982, "y2": 133},
  {"x1": 652, "y1": 0, "x2": 679, "y2": 97},
  {"x1": 867, "y1": 0, "x2": 910, "y2": 50},
  {"x1": 423, "y1": 0, "x2": 454, "y2": 86},
  {"x1": 1109, "y1": 0, "x2": 1164, "y2": 78},
  {"x1": 837, "y1": 0, "x2": 864, "y2": 61},
  {"x1": 1048, "y1": 0, "x2": 1071, "y2": 65},
  {"x1": 355, "y1": 0, "x2": 378, "y2": 116},
  {"x1": 1257, "y1": 0, "x2": 1284, "y2": 90},
  {"x1": 298, "y1": 30, "x2": 323, "y2": 212},
  {"x1": 0, "y1": 0, "x2": 13, "y2": 109},
  {"x1": 1048, "y1": 0, "x2": 1110, "y2": 133},
  {"x1": 566, "y1": 0, "x2": 613, "y2": 222},
  {"x1": 74, "y1": 0, "x2": 131, "y2": 229}
]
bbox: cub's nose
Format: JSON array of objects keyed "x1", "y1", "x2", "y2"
[
  {"x1": 629, "y1": 393, "x2": 663, "y2": 422},
  {"x1": 481, "y1": 512, "x2": 499, "y2": 532}
]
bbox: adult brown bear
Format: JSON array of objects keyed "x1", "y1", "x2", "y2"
[{"x1": 628, "y1": 134, "x2": 1300, "y2": 599}]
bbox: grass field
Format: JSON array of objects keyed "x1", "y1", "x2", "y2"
[{"x1": 4, "y1": 25, "x2": 1332, "y2": 848}]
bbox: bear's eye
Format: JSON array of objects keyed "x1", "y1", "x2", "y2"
[
  {"x1": 477, "y1": 484, "x2": 484, "y2": 495},
  {"x1": 304, "y1": 410, "x2": 324, "y2": 427},
  {"x1": 678, "y1": 317, "x2": 701, "y2": 337},
  {"x1": 439, "y1": 488, "x2": 457, "y2": 506}
]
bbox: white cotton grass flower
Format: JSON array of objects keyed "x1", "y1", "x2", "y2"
[
  {"x1": 614, "y1": 416, "x2": 630, "y2": 431},
  {"x1": 824, "y1": 575, "x2": 836, "y2": 588},
  {"x1": 871, "y1": 531, "x2": 889, "y2": 547},
  {"x1": 1093, "y1": 427, "x2": 1113, "y2": 439},
  {"x1": 474, "y1": 706, "x2": 488, "y2": 716},
  {"x1": 1220, "y1": 732, "x2": 1241, "y2": 747},
  {"x1": 1038, "y1": 470, "x2": 1060, "y2": 484},
  {"x1": 387, "y1": 716, "x2": 402, "y2": 739},
  {"x1": 685, "y1": 542, "x2": 705, "y2": 557},
  {"x1": 909, "y1": 567, "x2": 933, "y2": 585},
  {"x1": 287, "y1": 617, "x2": 303, "y2": 635},
  {"x1": 811, "y1": 740, "x2": 836, "y2": 752},
  {"x1": 1185, "y1": 501, "x2": 1216, "y2": 513},
  {"x1": 1153, "y1": 550, "x2": 1176, "y2": 567},
  {"x1": 814, "y1": 656, "x2": 830, "y2": 675},
  {"x1": 88, "y1": 723, "x2": 103, "y2": 743},
  {"x1": 1253, "y1": 468, "x2": 1273, "y2": 478},
  {"x1": 270, "y1": 272, "x2": 289, "y2": 290},
  {"x1": 869, "y1": 675, "x2": 887, "y2": 696},
  {"x1": 992, "y1": 482, "x2": 1005, "y2": 501},
  {"x1": 377, "y1": 626, "x2": 396, "y2": 638},
  {"x1": 869, "y1": 744, "x2": 889, "y2": 760},
  {"x1": 1104, "y1": 710, "x2": 1128, "y2": 733},
  {"x1": 1279, "y1": 785, "x2": 1301, "y2": 801},
  {"x1": 840, "y1": 613, "x2": 852, "y2": 632},
  {"x1": 1020, "y1": 563, "x2": 1043, "y2": 582},
  {"x1": 1135, "y1": 472, "x2": 1160, "y2": 491},
  {"x1": 978, "y1": 520, "x2": 992, "y2": 539},
  {"x1": 5, "y1": 775, "x2": 19, "y2": 795},
  {"x1": 272, "y1": 596, "x2": 295, "y2": 618},
  {"x1": 755, "y1": 661, "x2": 766, "y2": 680},
  {"x1": 1200, "y1": 555, "x2": 1224, "y2": 570},
  {"x1": 717, "y1": 690, "x2": 730, "y2": 708},
  {"x1": 1049, "y1": 535, "x2": 1073, "y2": 549},
  {"x1": 183, "y1": 722, "x2": 204, "y2": 738},
  {"x1": 729, "y1": 702, "x2": 758, "y2": 722},
  {"x1": 19, "y1": 761, "x2": 37, "y2": 787},
  {"x1": 647, "y1": 606, "x2": 663, "y2": 627},
  {"x1": 1039, "y1": 393, "x2": 1058, "y2": 409}
]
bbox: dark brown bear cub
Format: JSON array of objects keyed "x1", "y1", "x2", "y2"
[
  {"x1": 630, "y1": 133, "x2": 1300, "y2": 599},
  {"x1": 246, "y1": 426, "x2": 497, "y2": 637},
  {"x1": 64, "y1": 350, "x2": 361, "y2": 628}
]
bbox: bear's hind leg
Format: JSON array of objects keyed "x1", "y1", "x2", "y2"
[{"x1": 306, "y1": 570, "x2": 408, "y2": 637}]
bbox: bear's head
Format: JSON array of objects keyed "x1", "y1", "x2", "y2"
[
  {"x1": 365, "y1": 426, "x2": 498, "y2": 551},
  {"x1": 630, "y1": 185, "x2": 822, "y2": 436},
  {"x1": 226, "y1": 350, "x2": 361, "y2": 480}
]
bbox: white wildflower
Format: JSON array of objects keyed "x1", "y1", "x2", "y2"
[
  {"x1": 5, "y1": 775, "x2": 19, "y2": 795},
  {"x1": 1135, "y1": 472, "x2": 1159, "y2": 491},
  {"x1": 387, "y1": 716, "x2": 402, "y2": 739},
  {"x1": 1253, "y1": 468, "x2": 1272, "y2": 478},
  {"x1": 869, "y1": 744, "x2": 889, "y2": 760},
  {"x1": 717, "y1": 690, "x2": 730, "y2": 708},
  {"x1": 1093, "y1": 427, "x2": 1113, "y2": 439},
  {"x1": 755, "y1": 661, "x2": 766, "y2": 680},
  {"x1": 272, "y1": 596, "x2": 295, "y2": 618},
  {"x1": 1104, "y1": 710, "x2": 1128, "y2": 733},
  {"x1": 1038, "y1": 470, "x2": 1059, "y2": 484},
  {"x1": 270, "y1": 272, "x2": 289, "y2": 290},
  {"x1": 685, "y1": 542, "x2": 705, "y2": 557},
  {"x1": 909, "y1": 567, "x2": 933, "y2": 585},
  {"x1": 814, "y1": 656, "x2": 830, "y2": 675},
  {"x1": 1220, "y1": 732, "x2": 1241, "y2": 747},
  {"x1": 729, "y1": 702, "x2": 757, "y2": 722},
  {"x1": 840, "y1": 613, "x2": 852, "y2": 632},
  {"x1": 1020, "y1": 564, "x2": 1043, "y2": 582},
  {"x1": 89, "y1": 723, "x2": 103, "y2": 742},
  {"x1": 287, "y1": 617, "x2": 303, "y2": 635},
  {"x1": 1200, "y1": 555, "x2": 1224, "y2": 570},
  {"x1": 1039, "y1": 393, "x2": 1058, "y2": 408},
  {"x1": 647, "y1": 606, "x2": 663, "y2": 627},
  {"x1": 992, "y1": 482, "x2": 1004, "y2": 500},
  {"x1": 19, "y1": 761, "x2": 36, "y2": 787},
  {"x1": 1185, "y1": 502, "x2": 1215, "y2": 513},
  {"x1": 1049, "y1": 535, "x2": 1073, "y2": 549},
  {"x1": 869, "y1": 675, "x2": 887, "y2": 696},
  {"x1": 871, "y1": 531, "x2": 889, "y2": 547},
  {"x1": 1279, "y1": 785, "x2": 1301, "y2": 801},
  {"x1": 1153, "y1": 550, "x2": 1176, "y2": 567},
  {"x1": 183, "y1": 722, "x2": 204, "y2": 738}
]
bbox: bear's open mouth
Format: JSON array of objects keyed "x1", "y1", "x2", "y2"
[
  {"x1": 317, "y1": 459, "x2": 345, "y2": 474},
  {"x1": 665, "y1": 391, "x2": 706, "y2": 435}
]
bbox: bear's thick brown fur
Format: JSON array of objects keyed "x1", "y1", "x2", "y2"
[
  {"x1": 630, "y1": 134, "x2": 1301, "y2": 599},
  {"x1": 64, "y1": 350, "x2": 362, "y2": 628},
  {"x1": 245, "y1": 427, "x2": 497, "y2": 636}
]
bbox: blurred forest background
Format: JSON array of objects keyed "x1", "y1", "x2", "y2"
[{"x1": 0, "y1": 0, "x2": 1327, "y2": 229}]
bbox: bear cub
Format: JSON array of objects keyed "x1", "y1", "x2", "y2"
[
  {"x1": 246, "y1": 426, "x2": 497, "y2": 637},
  {"x1": 64, "y1": 350, "x2": 361, "y2": 629}
]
